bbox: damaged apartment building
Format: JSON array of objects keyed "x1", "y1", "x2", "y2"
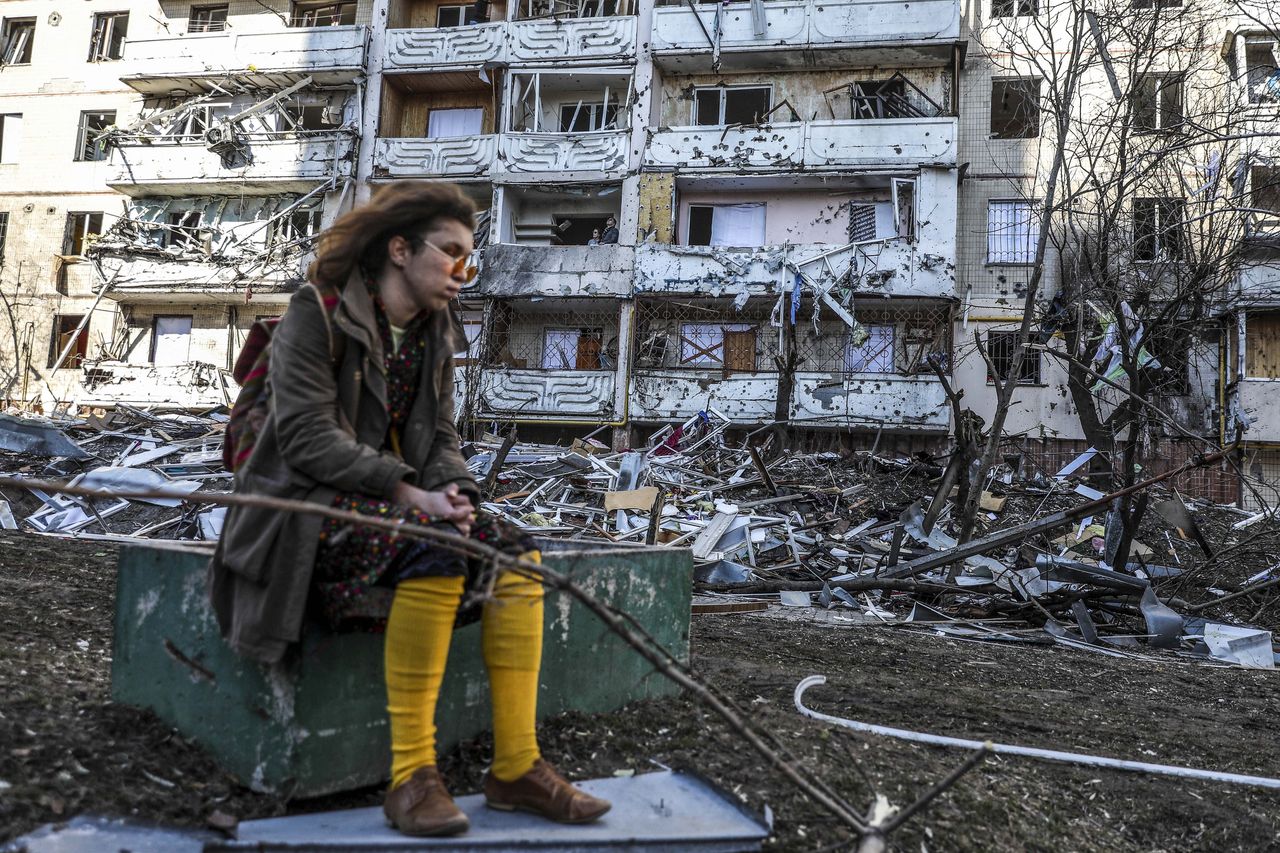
[{"x1": 3, "y1": 0, "x2": 1280, "y2": 502}]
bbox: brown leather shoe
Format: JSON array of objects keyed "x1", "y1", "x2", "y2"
[
  {"x1": 383, "y1": 766, "x2": 469, "y2": 837},
  {"x1": 484, "y1": 758, "x2": 611, "y2": 824}
]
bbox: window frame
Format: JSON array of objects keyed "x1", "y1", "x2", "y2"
[
  {"x1": 48, "y1": 315, "x2": 90, "y2": 370},
  {"x1": 1, "y1": 17, "x2": 35, "y2": 65},
  {"x1": 986, "y1": 199, "x2": 1037, "y2": 265},
  {"x1": 0, "y1": 211, "x2": 8, "y2": 264},
  {"x1": 843, "y1": 324, "x2": 896, "y2": 374},
  {"x1": 435, "y1": 4, "x2": 478, "y2": 26},
  {"x1": 990, "y1": 77, "x2": 1042, "y2": 139},
  {"x1": 541, "y1": 327, "x2": 605, "y2": 370},
  {"x1": 1133, "y1": 73, "x2": 1184, "y2": 132},
  {"x1": 986, "y1": 330, "x2": 1042, "y2": 385},
  {"x1": 188, "y1": 5, "x2": 230, "y2": 33},
  {"x1": 74, "y1": 110, "x2": 116, "y2": 162},
  {"x1": 87, "y1": 12, "x2": 129, "y2": 62},
  {"x1": 289, "y1": 0, "x2": 356, "y2": 27},
  {"x1": 991, "y1": 0, "x2": 1038, "y2": 15},
  {"x1": 558, "y1": 101, "x2": 620, "y2": 133},
  {"x1": 691, "y1": 85, "x2": 774, "y2": 126},
  {"x1": 1132, "y1": 197, "x2": 1184, "y2": 262},
  {"x1": 63, "y1": 212, "x2": 104, "y2": 257}
]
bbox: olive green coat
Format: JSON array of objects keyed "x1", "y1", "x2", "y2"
[{"x1": 208, "y1": 274, "x2": 476, "y2": 663}]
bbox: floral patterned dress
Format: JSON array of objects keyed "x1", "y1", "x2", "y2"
[{"x1": 311, "y1": 293, "x2": 533, "y2": 632}]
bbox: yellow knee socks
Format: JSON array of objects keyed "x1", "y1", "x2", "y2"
[
  {"x1": 483, "y1": 551, "x2": 545, "y2": 782},
  {"x1": 384, "y1": 574, "x2": 464, "y2": 789}
]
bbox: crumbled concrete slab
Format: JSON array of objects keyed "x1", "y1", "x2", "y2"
[{"x1": 0, "y1": 815, "x2": 215, "y2": 853}]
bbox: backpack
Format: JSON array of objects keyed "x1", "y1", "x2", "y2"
[{"x1": 222, "y1": 284, "x2": 343, "y2": 473}]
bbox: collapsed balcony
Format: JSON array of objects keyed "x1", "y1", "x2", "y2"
[
  {"x1": 630, "y1": 296, "x2": 952, "y2": 429},
  {"x1": 384, "y1": 0, "x2": 635, "y2": 71},
  {"x1": 120, "y1": 26, "x2": 369, "y2": 95},
  {"x1": 650, "y1": 0, "x2": 961, "y2": 72},
  {"x1": 461, "y1": 298, "x2": 624, "y2": 421},
  {"x1": 106, "y1": 84, "x2": 357, "y2": 196},
  {"x1": 88, "y1": 193, "x2": 325, "y2": 301}
]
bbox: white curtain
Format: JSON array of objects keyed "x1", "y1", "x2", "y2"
[
  {"x1": 152, "y1": 316, "x2": 193, "y2": 366},
  {"x1": 710, "y1": 203, "x2": 766, "y2": 247},
  {"x1": 427, "y1": 108, "x2": 483, "y2": 139}
]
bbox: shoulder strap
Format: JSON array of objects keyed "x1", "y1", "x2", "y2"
[{"x1": 302, "y1": 282, "x2": 345, "y2": 367}]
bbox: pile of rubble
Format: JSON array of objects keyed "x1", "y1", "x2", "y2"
[{"x1": 3, "y1": 404, "x2": 1277, "y2": 670}]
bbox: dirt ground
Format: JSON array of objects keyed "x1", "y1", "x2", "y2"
[{"x1": 2, "y1": 528, "x2": 1279, "y2": 852}]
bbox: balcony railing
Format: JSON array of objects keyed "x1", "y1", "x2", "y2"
[
  {"x1": 375, "y1": 136, "x2": 498, "y2": 179},
  {"x1": 120, "y1": 27, "x2": 367, "y2": 91},
  {"x1": 478, "y1": 368, "x2": 617, "y2": 418},
  {"x1": 630, "y1": 369, "x2": 948, "y2": 428},
  {"x1": 651, "y1": 0, "x2": 960, "y2": 69},
  {"x1": 645, "y1": 118, "x2": 956, "y2": 171},
  {"x1": 108, "y1": 134, "x2": 356, "y2": 196},
  {"x1": 384, "y1": 16, "x2": 636, "y2": 71},
  {"x1": 374, "y1": 131, "x2": 628, "y2": 179},
  {"x1": 635, "y1": 241, "x2": 956, "y2": 301}
]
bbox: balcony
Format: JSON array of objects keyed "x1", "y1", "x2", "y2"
[
  {"x1": 645, "y1": 119, "x2": 956, "y2": 172},
  {"x1": 375, "y1": 136, "x2": 498, "y2": 179},
  {"x1": 635, "y1": 241, "x2": 956, "y2": 301},
  {"x1": 477, "y1": 369, "x2": 617, "y2": 419},
  {"x1": 496, "y1": 130, "x2": 630, "y2": 179},
  {"x1": 630, "y1": 370, "x2": 948, "y2": 429},
  {"x1": 120, "y1": 27, "x2": 368, "y2": 95},
  {"x1": 108, "y1": 134, "x2": 356, "y2": 197},
  {"x1": 79, "y1": 361, "x2": 229, "y2": 409},
  {"x1": 93, "y1": 254, "x2": 302, "y2": 303},
  {"x1": 651, "y1": 0, "x2": 960, "y2": 72},
  {"x1": 385, "y1": 16, "x2": 636, "y2": 72},
  {"x1": 476, "y1": 244, "x2": 634, "y2": 297}
]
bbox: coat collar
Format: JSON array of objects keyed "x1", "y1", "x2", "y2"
[{"x1": 334, "y1": 269, "x2": 468, "y2": 367}]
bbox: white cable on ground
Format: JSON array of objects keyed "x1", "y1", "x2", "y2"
[{"x1": 794, "y1": 675, "x2": 1280, "y2": 790}]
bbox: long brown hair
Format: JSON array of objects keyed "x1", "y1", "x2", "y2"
[{"x1": 308, "y1": 182, "x2": 476, "y2": 290}]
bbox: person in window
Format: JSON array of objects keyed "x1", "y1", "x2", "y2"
[
  {"x1": 209, "y1": 182, "x2": 610, "y2": 838},
  {"x1": 600, "y1": 216, "x2": 619, "y2": 244},
  {"x1": 587, "y1": 228, "x2": 601, "y2": 246}
]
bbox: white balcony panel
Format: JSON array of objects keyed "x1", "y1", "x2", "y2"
[
  {"x1": 507, "y1": 17, "x2": 637, "y2": 62},
  {"x1": 632, "y1": 370, "x2": 947, "y2": 428},
  {"x1": 805, "y1": 118, "x2": 956, "y2": 167},
  {"x1": 1237, "y1": 262, "x2": 1280, "y2": 303},
  {"x1": 635, "y1": 241, "x2": 955, "y2": 300},
  {"x1": 374, "y1": 136, "x2": 497, "y2": 178},
  {"x1": 791, "y1": 375, "x2": 948, "y2": 429},
  {"x1": 1240, "y1": 380, "x2": 1280, "y2": 442},
  {"x1": 95, "y1": 256, "x2": 300, "y2": 302},
  {"x1": 497, "y1": 131, "x2": 628, "y2": 175},
  {"x1": 108, "y1": 136, "x2": 355, "y2": 197},
  {"x1": 644, "y1": 125, "x2": 803, "y2": 170},
  {"x1": 808, "y1": 0, "x2": 960, "y2": 45},
  {"x1": 477, "y1": 245, "x2": 633, "y2": 297},
  {"x1": 384, "y1": 24, "x2": 504, "y2": 70},
  {"x1": 122, "y1": 27, "x2": 367, "y2": 91},
  {"x1": 479, "y1": 369, "x2": 616, "y2": 418},
  {"x1": 78, "y1": 361, "x2": 229, "y2": 409}
]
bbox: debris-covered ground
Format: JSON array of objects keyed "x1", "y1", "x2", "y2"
[
  {"x1": 2, "y1": 529, "x2": 1280, "y2": 851},
  {"x1": 2, "y1": 408, "x2": 1280, "y2": 849}
]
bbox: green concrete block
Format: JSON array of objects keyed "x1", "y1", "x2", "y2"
[{"x1": 110, "y1": 540, "x2": 692, "y2": 798}]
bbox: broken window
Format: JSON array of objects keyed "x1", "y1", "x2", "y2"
[
  {"x1": 427, "y1": 108, "x2": 483, "y2": 138},
  {"x1": 542, "y1": 328, "x2": 604, "y2": 370},
  {"x1": 1251, "y1": 166, "x2": 1280, "y2": 222},
  {"x1": 987, "y1": 200, "x2": 1036, "y2": 264},
  {"x1": 990, "y1": 78, "x2": 1041, "y2": 139},
  {"x1": 553, "y1": 215, "x2": 609, "y2": 246},
  {"x1": 1133, "y1": 197, "x2": 1183, "y2": 261},
  {"x1": 288, "y1": 104, "x2": 343, "y2": 131},
  {"x1": 693, "y1": 87, "x2": 772, "y2": 126},
  {"x1": 270, "y1": 208, "x2": 323, "y2": 249},
  {"x1": 151, "y1": 315, "x2": 193, "y2": 365},
  {"x1": 63, "y1": 212, "x2": 103, "y2": 257},
  {"x1": 843, "y1": 325, "x2": 894, "y2": 373},
  {"x1": 559, "y1": 102, "x2": 619, "y2": 132},
  {"x1": 163, "y1": 211, "x2": 204, "y2": 250},
  {"x1": 1144, "y1": 326, "x2": 1191, "y2": 395},
  {"x1": 436, "y1": 4, "x2": 479, "y2": 26},
  {"x1": 1246, "y1": 311, "x2": 1280, "y2": 379},
  {"x1": 0, "y1": 212, "x2": 7, "y2": 264},
  {"x1": 48, "y1": 315, "x2": 89, "y2": 369},
  {"x1": 992, "y1": 0, "x2": 1037, "y2": 15},
  {"x1": 1133, "y1": 74, "x2": 1183, "y2": 132},
  {"x1": 75, "y1": 111, "x2": 115, "y2": 162},
  {"x1": 1, "y1": 18, "x2": 34, "y2": 65},
  {"x1": 290, "y1": 1, "x2": 356, "y2": 26},
  {"x1": 685, "y1": 204, "x2": 766, "y2": 247},
  {"x1": 1246, "y1": 39, "x2": 1280, "y2": 104},
  {"x1": 849, "y1": 79, "x2": 909, "y2": 119},
  {"x1": 892, "y1": 179, "x2": 915, "y2": 239},
  {"x1": 88, "y1": 12, "x2": 129, "y2": 61},
  {"x1": 49, "y1": 316, "x2": 91, "y2": 371},
  {"x1": 678, "y1": 323, "x2": 754, "y2": 368},
  {"x1": 0, "y1": 113, "x2": 22, "y2": 163},
  {"x1": 457, "y1": 320, "x2": 483, "y2": 362},
  {"x1": 189, "y1": 5, "x2": 229, "y2": 32},
  {"x1": 987, "y1": 331, "x2": 1041, "y2": 384}
]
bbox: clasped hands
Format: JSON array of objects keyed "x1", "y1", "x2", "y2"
[{"x1": 392, "y1": 481, "x2": 476, "y2": 536}]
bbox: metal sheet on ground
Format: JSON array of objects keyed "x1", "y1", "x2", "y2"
[{"x1": 213, "y1": 771, "x2": 768, "y2": 852}]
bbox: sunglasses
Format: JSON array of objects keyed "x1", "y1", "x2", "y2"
[{"x1": 415, "y1": 237, "x2": 478, "y2": 283}]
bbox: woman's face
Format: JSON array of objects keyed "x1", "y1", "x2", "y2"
[{"x1": 391, "y1": 218, "x2": 474, "y2": 315}]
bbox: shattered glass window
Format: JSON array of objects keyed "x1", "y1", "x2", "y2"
[
  {"x1": 1133, "y1": 197, "x2": 1183, "y2": 262},
  {"x1": 1, "y1": 18, "x2": 34, "y2": 65},
  {"x1": 1246, "y1": 40, "x2": 1280, "y2": 104},
  {"x1": 75, "y1": 111, "x2": 116, "y2": 162},
  {"x1": 991, "y1": 0, "x2": 1037, "y2": 15},
  {"x1": 542, "y1": 327, "x2": 603, "y2": 370},
  {"x1": 1133, "y1": 74, "x2": 1183, "y2": 132},
  {"x1": 189, "y1": 5, "x2": 229, "y2": 32},
  {"x1": 63, "y1": 212, "x2": 103, "y2": 257},
  {"x1": 290, "y1": 1, "x2": 356, "y2": 26},
  {"x1": 48, "y1": 315, "x2": 88, "y2": 369},
  {"x1": 990, "y1": 78, "x2": 1040, "y2": 139},
  {"x1": 987, "y1": 331, "x2": 1041, "y2": 384},
  {"x1": 88, "y1": 12, "x2": 129, "y2": 62},
  {"x1": 843, "y1": 325, "x2": 894, "y2": 373}
]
